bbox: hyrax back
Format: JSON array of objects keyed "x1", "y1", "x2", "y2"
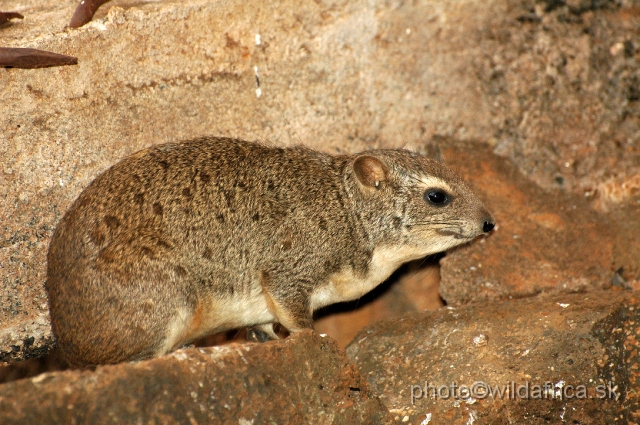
[{"x1": 46, "y1": 137, "x2": 494, "y2": 366}]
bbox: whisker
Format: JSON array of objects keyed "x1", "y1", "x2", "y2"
[
  {"x1": 410, "y1": 220, "x2": 464, "y2": 226},
  {"x1": 410, "y1": 219, "x2": 464, "y2": 223},
  {"x1": 409, "y1": 224, "x2": 453, "y2": 229}
]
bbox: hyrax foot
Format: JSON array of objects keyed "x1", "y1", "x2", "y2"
[
  {"x1": 246, "y1": 323, "x2": 279, "y2": 343},
  {"x1": 246, "y1": 328, "x2": 272, "y2": 343}
]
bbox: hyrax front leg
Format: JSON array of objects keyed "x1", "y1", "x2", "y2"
[
  {"x1": 259, "y1": 271, "x2": 314, "y2": 334},
  {"x1": 268, "y1": 294, "x2": 313, "y2": 333}
]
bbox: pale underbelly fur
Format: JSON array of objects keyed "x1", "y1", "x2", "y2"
[
  {"x1": 160, "y1": 243, "x2": 447, "y2": 355},
  {"x1": 310, "y1": 243, "x2": 440, "y2": 310},
  {"x1": 159, "y1": 284, "x2": 276, "y2": 356}
]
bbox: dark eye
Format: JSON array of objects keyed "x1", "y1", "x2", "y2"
[{"x1": 424, "y1": 189, "x2": 449, "y2": 206}]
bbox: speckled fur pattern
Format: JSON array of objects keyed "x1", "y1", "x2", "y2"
[{"x1": 46, "y1": 137, "x2": 494, "y2": 366}]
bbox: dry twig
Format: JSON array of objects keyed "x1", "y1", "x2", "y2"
[
  {"x1": 0, "y1": 11, "x2": 24, "y2": 25},
  {"x1": 69, "y1": 0, "x2": 112, "y2": 28},
  {"x1": 0, "y1": 48, "x2": 78, "y2": 69}
]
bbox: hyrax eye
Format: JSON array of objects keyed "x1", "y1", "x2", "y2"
[{"x1": 424, "y1": 189, "x2": 450, "y2": 206}]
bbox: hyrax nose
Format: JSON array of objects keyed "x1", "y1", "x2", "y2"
[{"x1": 482, "y1": 215, "x2": 496, "y2": 233}]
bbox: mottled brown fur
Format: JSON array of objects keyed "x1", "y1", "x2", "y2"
[{"x1": 46, "y1": 137, "x2": 494, "y2": 366}]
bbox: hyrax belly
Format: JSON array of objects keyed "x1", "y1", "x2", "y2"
[{"x1": 160, "y1": 283, "x2": 278, "y2": 356}]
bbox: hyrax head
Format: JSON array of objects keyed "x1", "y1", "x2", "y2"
[{"x1": 351, "y1": 149, "x2": 495, "y2": 256}]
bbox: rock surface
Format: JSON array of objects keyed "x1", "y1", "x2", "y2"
[
  {"x1": 439, "y1": 142, "x2": 640, "y2": 305},
  {"x1": 0, "y1": 331, "x2": 392, "y2": 424},
  {"x1": 346, "y1": 290, "x2": 639, "y2": 424}
]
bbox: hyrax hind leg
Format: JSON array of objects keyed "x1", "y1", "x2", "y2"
[{"x1": 246, "y1": 323, "x2": 280, "y2": 342}]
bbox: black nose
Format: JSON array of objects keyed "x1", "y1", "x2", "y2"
[{"x1": 483, "y1": 221, "x2": 495, "y2": 233}]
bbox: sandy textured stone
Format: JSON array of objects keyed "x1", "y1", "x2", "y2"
[
  {"x1": 487, "y1": 2, "x2": 640, "y2": 195},
  {"x1": 346, "y1": 290, "x2": 639, "y2": 424},
  {"x1": 0, "y1": 331, "x2": 392, "y2": 424}
]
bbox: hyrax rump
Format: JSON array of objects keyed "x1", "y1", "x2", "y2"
[{"x1": 46, "y1": 137, "x2": 494, "y2": 366}]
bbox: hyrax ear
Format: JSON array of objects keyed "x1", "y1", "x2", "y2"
[{"x1": 353, "y1": 155, "x2": 389, "y2": 188}]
